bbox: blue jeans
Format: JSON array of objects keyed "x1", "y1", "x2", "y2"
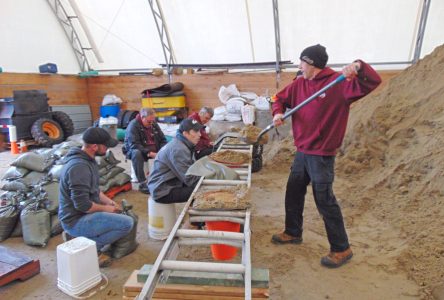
[
  {"x1": 63, "y1": 212, "x2": 134, "y2": 251},
  {"x1": 284, "y1": 152, "x2": 350, "y2": 252}
]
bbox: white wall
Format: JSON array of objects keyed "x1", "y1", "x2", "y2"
[
  {"x1": 0, "y1": 0, "x2": 443, "y2": 74},
  {"x1": 0, "y1": 0, "x2": 79, "y2": 73}
]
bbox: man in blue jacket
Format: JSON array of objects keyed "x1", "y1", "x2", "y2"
[
  {"x1": 123, "y1": 108, "x2": 167, "y2": 194},
  {"x1": 59, "y1": 127, "x2": 134, "y2": 267}
]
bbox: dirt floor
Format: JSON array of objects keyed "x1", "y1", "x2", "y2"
[{"x1": 2, "y1": 44, "x2": 444, "y2": 299}]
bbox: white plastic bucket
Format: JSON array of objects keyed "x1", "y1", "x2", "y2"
[
  {"x1": 57, "y1": 237, "x2": 101, "y2": 296},
  {"x1": 148, "y1": 196, "x2": 176, "y2": 240}
]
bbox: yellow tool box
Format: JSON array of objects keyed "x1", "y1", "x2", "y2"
[{"x1": 141, "y1": 94, "x2": 186, "y2": 110}]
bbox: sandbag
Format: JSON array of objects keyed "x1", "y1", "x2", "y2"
[
  {"x1": 53, "y1": 140, "x2": 82, "y2": 149},
  {"x1": 10, "y1": 217, "x2": 22, "y2": 237},
  {"x1": 2, "y1": 167, "x2": 30, "y2": 181},
  {"x1": 111, "y1": 200, "x2": 138, "y2": 259},
  {"x1": 20, "y1": 203, "x2": 51, "y2": 247},
  {"x1": 2, "y1": 181, "x2": 29, "y2": 192},
  {"x1": 95, "y1": 156, "x2": 110, "y2": 169},
  {"x1": 48, "y1": 164, "x2": 64, "y2": 180},
  {"x1": 19, "y1": 171, "x2": 48, "y2": 187},
  {"x1": 105, "y1": 150, "x2": 121, "y2": 165},
  {"x1": 42, "y1": 182, "x2": 59, "y2": 213},
  {"x1": 186, "y1": 156, "x2": 240, "y2": 180},
  {"x1": 0, "y1": 204, "x2": 19, "y2": 241},
  {"x1": 101, "y1": 166, "x2": 125, "y2": 182},
  {"x1": 11, "y1": 152, "x2": 55, "y2": 172},
  {"x1": 50, "y1": 214, "x2": 63, "y2": 237},
  {"x1": 101, "y1": 173, "x2": 131, "y2": 192}
]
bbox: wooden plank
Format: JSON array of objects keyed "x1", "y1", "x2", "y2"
[
  {"x1": 137, "y1": 264, "x2": 269, "y2": 288},
  {"x1": 123, "y1": 270, "x2": 269, "y2": 299},
  {"x1": 0, "y1": 246, "x2": 41, "y2": 287}
]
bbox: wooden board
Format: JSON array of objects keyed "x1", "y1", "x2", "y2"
[
  {"x1": 123, "y1": 270, "x2": 269, "y2": 299},
  {"x1": 0, "y1": 246, "x2": 40, "y2": 287}
]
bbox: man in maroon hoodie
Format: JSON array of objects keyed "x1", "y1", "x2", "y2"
[
  {"x1": 271, "y1": 44, "x2": 381, "y2": 268},
  {"x1": 189, "y1": 107, "x2": 214, "y2": 159}
]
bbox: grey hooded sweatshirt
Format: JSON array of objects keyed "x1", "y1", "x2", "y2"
[
  {"x1": 148, "y1": 133, "x2": 200, "y2": 200},
  {"x1": 58, "y1": 147, "x2": 101, "y2": 228}
]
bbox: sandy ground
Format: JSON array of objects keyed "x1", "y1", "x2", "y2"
[
  {"x1": 2, "y1": 44, "x2": 444, "y2": 300},
  {"x1": 0, "y1": 144, "x2": 420, "y2": 300}
]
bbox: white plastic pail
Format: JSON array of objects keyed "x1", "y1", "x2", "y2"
[
  {"x1": 57, "y1": 237, "x2": 101, "y2": 296},
  {"x1": 148, "y1": 196, "x2": 176, "y2": 240}
]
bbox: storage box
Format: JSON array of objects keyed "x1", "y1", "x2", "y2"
[
  {"x1": 39, "y1": 63, "x2": 58, "y2": 74},
  {"x1": 141, "y1": 93, "x2": 186, "y2": 110},
  {"x1": 57, "y1": 237, "x2": 102, "y2": 296},
  {"x1": 12, "y1": 90, "x2": 49, "y2": 115},
  {"x1": 100, "y1": 104, "x2": 120, "y2": 117}
]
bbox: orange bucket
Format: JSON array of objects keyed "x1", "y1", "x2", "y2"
[{"x1": 206, "y1": 221, "x2": 240, "y2": 261}]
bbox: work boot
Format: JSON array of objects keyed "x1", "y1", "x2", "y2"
[
  {"x1": 62, "y1": 231, "x2": 74, "y2": 242},
  {"x1": 271, "y1": 231, "x2": 303, "y2": 244},
  {"x1": 321, "y1": 247, "x2": 353, "y2": 268},
  {"x1": 138, "y1": 182, "x2": 150, "y2": 194},
  {"x1": 98, "y1": 253, "x2": 113, "y2": 268}
]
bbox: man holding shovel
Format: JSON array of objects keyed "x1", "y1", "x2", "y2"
[{"x1": 271, "y1": 44, "x2": 381, "y2": 268}]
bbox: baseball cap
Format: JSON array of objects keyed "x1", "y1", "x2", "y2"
[
  {"x1": 178, "y1": 118, "x2": 205, "y2": 133},
  {"x1": 82, "y1": 127, "x2": 118, "y2": 147}
]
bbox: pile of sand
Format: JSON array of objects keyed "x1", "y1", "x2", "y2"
[{"x1": 263, "y1": 44, "x2": 444, "y2": 298}]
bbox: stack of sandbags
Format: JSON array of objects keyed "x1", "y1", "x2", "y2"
[
  {"x1": 97, "y1": 150, "x2": 131, "y2": 193},
  {"x1": 0, "y1": 140, "x2": 131, "y2": 245}
]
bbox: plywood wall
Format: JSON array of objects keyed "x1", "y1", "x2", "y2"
[
  {"x1": 1, "y1": 70, "x2": 400, "y2": 121},
  {"x1": 0, "y1": 73, "x2": 89, "y2": 105}
]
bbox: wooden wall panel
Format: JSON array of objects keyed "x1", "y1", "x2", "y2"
[
  {"x1": 1, "y1": 70, "x2": 400, "y2": 122},
  {"x1": 0, "y1": 73, "x2": 89, "y2": 105},
  {"x1": 87, "y1": 70, "x2": 399, "y2": 120}
]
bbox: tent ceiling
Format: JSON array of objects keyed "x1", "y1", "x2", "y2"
[{"x1": 0, "y1": 0, "x2": 443, "y2": 74}]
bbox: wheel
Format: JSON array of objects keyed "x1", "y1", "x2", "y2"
[
  {"x1": 31, "y1": 118, "x2": 64, "y2": 147},
  {"x1": 252, "y1": 156, "x2": 263, "y2": 173},
  {"x1": 122, "y1": 110, "x2": 138, "y2": 129},
  {"x1": 51, "y1": 111, "x2": 74, "y2": 138},
  {"x1": 117, "y1": 110, "x2": 127, "y2": 128}
]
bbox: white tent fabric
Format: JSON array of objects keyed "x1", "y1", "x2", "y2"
[{"x1": 0, "y1": 0, "x2": 443, "y2": 74}]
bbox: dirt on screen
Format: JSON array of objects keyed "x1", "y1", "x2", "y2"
[{"x1": 209, "y1": 150, "x2": 251, "y2": 165}]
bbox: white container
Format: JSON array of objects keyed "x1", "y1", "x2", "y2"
[
  {"x1": 148, "y1": 196, "x2": 176, "y2": 240},
  {"x1": 57, "y1": 237, "x2": 102, "y2": 296},
  {"x1": 99, "y1": 116, "x2": 118, "y2": 139}
]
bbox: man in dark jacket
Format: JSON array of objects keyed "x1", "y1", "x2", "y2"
[
  {"x1": 148, "y1": 118, "x2": 203, "y2": 203},
  {"x1": 59, "y1": 127, "x2": 134, "y2": 267},
  {"x1": 189, "y1": 107, "x2": 214, "y2": 159},
  {"x1": 123, "y1": 108, "x2": 167, "y2": 194},
  {"x1": 271, "y1": 44, "x2": 382, "y2": 268}
]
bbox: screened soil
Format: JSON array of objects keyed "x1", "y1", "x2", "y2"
[
  {"x1": 239, "y1": 124, "x2": 269, "y2": 145},
  {"x1": 193, "y1": 185, "x2": 250, "y2": 210},
  {"x1": 209, "y1": 150, "x2": 251, "y2": 165}
]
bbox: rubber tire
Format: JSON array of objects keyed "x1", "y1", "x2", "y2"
[
  {"x1": 117, "y1": 110, "x2": 127, "y2": 128},
  {"x1": 252, "y1": 157, "x2": 263, "y2": 173},
  {"x1": 51, "y1": 111, "x2": 74, "y2": 138},
  {"x1": 31, "y1": 118, "x2": 64, "y2": 147},
  {"x1": 122, "y1": 110, "x2": 138, "y2": 129}
]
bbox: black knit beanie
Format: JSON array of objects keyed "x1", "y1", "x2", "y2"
[{"x1": 300, "y1": 44, "x2": 328, "y2": 69}]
